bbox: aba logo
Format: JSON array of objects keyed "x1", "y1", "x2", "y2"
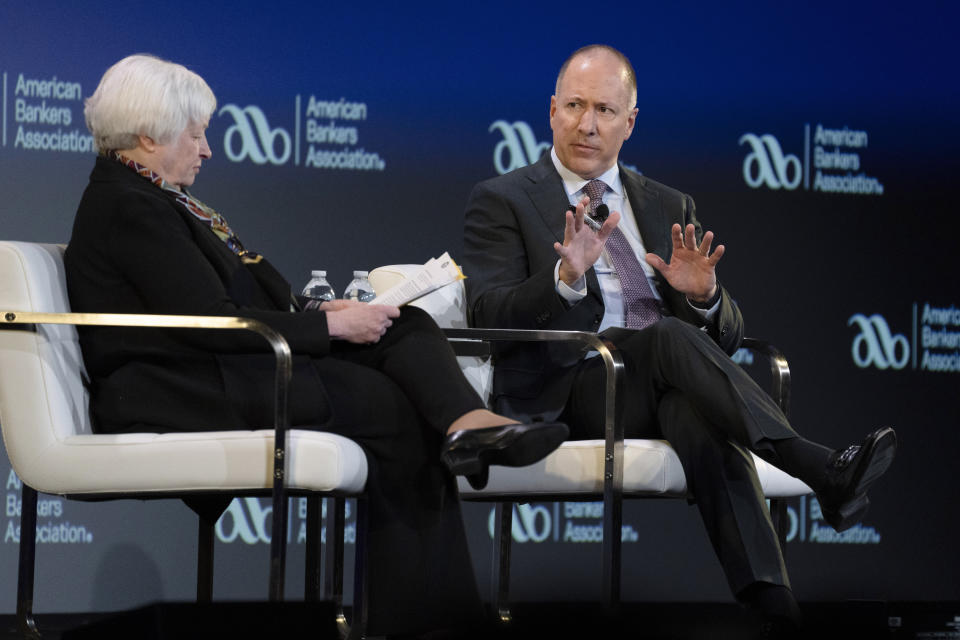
[
  {"x1": 216, "y1": 497, "x2": 273, "y2": 544},
  {"x1": 848, "y1": 313, "x2": 909, "y2": 370},
  {"x1": 739, "y1": 133, "x2": 801, "y2": 190},
  {"x1": 219, "y1": 104, "x2": 291, "y2": 165},
  {"x1": 488, "y1": 503, "x2": 551, "y2": 543},
  {"x1": 490, "y1": 120, "x2": 550, "y2": 175}
]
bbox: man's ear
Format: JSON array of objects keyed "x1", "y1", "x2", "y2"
[{"x1": 623, "y1": 107, "x2": 638, "y2": 141}]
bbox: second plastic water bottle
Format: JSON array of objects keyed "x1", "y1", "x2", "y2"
[{"x1": 343, "y1": 270, "x2": 375, "y2": 302}]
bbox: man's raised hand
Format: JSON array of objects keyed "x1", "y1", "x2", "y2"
[
  {"x1": 645, "y1": 223, "x2": 724, "y2": 303},
  {"x1": 555, "y1": 195, "x2": 620, "y2": 286}
]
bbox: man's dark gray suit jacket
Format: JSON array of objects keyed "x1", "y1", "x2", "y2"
[{"x1": 462, "y1": 152, "x2": 745, "y2": 422}]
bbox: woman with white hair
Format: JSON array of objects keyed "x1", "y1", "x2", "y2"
[{"x1": 65, "y1": 54, "x2": 568, "y2": 636}]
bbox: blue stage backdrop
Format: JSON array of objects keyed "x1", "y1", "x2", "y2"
[{"x1": 1, "y1": 1, "x2": 958, "y2": 613}]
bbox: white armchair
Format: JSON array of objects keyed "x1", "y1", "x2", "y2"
[{"x1": 0, "y1": 241, "x2": 370, "y2": 639}]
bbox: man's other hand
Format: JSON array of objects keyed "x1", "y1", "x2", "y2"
[{"x1": 646, "y1": 223, "x2": 724, "y2": 303}]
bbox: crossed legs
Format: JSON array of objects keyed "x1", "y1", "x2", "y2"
[
  {"x1": 658, "y1": 390, "x2": 790, "y2": 593},
  {"x1": 562, "y1": 318, "x2": 803, "y2": 599}
]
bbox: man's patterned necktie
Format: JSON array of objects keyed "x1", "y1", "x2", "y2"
[{"x1": 583, "y1": 179, "x2": 662, "y2": 329}]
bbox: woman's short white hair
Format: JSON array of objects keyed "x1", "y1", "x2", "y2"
[{"x1": 85, "y1": 54, "x2": 216, "y2": 154}]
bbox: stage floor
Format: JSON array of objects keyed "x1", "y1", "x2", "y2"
[{"x1": 1, "y1": 600, "x2": 957, "y2": 639}]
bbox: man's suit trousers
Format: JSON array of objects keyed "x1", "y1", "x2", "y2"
[{"x1": 559, "y1": 317, "x2": 798, "y2": 593}]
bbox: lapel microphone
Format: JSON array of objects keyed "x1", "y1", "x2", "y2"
[
  {"x1": 566, "y1": 203, "x2": 609, "y2": 232},
  {"x1": 594, "y1": 204, "x2": 610, "y2": 223}
]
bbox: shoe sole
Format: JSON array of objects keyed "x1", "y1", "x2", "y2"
[
  {"x1": 851, "y1": 428, "x2": 897, "y2": 496},
  {"x1": 823, "y1": 494, "x2": 870, "y2": 532},
  {"x1": 441, "y1": 450, "x2": 485, "y2": 476}
]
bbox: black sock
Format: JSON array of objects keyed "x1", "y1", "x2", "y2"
[
  {"x1": 771, "y1": 436, "x2": 833, "y2": 492},
  {"x1": 739, "y1": 582, "x2": 803, "y2": 627}
]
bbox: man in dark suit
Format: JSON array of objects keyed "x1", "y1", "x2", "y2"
[{"x1": 462, "y1": 44, "x2": 897, "y2": 634}]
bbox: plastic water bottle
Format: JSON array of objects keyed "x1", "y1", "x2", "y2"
[
  {"x1": 343, "y1": 270, "x2": 375, "y2": 303},
  {"x1": 302, "y1": 270, "x2": 336, "y2": 302}
]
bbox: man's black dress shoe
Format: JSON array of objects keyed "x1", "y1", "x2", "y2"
[
  {"x1": 441, "y1": 422, "x2": 569, "y2": 490},
  {"x1": 816, "y1": 427, "x2": 897, "y2": 532}
]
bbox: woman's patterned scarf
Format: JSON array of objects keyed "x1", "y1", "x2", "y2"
[{"x1": 112, "y1": 151, "x2": 261, "y2": 263}]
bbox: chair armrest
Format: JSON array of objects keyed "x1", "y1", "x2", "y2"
[
  {"x1": 443, "y1": 327, "x2": 627, "y2": 501},
  {"x1": 1, "y1": 309, "x2": 293, "y2": 600},
  {"x1": 2, "y1": 309, "x2": 292, "y2": 436},
  {"x1": 741, "y1": 337, "x2": 791, "y2": 416}
]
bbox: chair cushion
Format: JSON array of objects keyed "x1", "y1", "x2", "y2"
[
  {"x1": 456, "y1": 439, "x2": 811, "y2": 499},
  {"x1": 38, "y1": 429, "x2": 368, "y2": 495}
]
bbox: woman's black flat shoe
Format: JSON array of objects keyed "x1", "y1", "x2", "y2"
[{"x1": 441, "y1": 422, "x2": 569, "y2": 490}]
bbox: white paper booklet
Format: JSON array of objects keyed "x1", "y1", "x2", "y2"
[{"x1": 369, "y1": 252, "x2": 465, "y2": 306}]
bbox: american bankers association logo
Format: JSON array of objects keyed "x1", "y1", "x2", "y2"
[
  {"x1": 488, "y1": 118, "x2": 638, "y2": 176},
  {"x1": 216, "y1": 497, "x2": 357, "y2": 545},
  {"x1": 740, "y1": 124, "x2": 884, "y2": 196},
  {"x1": 848, "y1": 303, "x2": 960, "y2": 373},
  {"x1": 487, "y1": 501, "x2": 641, "y2": 544},
  {"x1": 216, "y1": 96, "x2": 386, "y2": 171}
]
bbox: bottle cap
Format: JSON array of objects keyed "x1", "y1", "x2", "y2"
[
  {"x1": 311, "y1": 270, "x2": 326, "y2": 277},
  {"x1": 353, "y1": 270, "x2": 368, "y2": 277}
]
